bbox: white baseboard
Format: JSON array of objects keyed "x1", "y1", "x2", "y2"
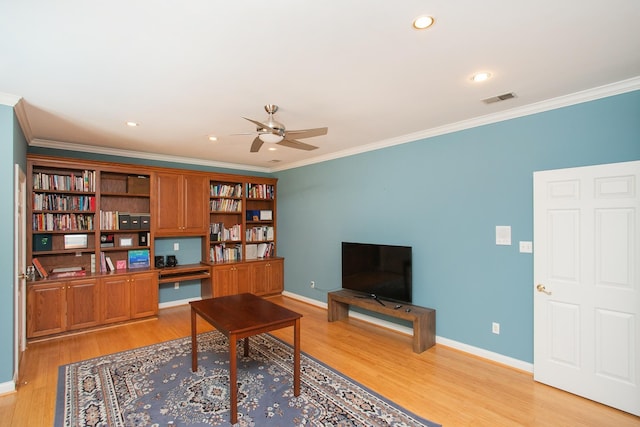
[
  {"x1": 282, "y1": 291, "x2": 533, "y2": 373},
  {"x1": 0, "y1": 380, "x2": 16, "y2": 395},
  {"x1": 159, "y1": 296, "x2": 201, "y2": 309}
]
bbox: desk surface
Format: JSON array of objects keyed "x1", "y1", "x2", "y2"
[{"x1": 190, "y1": 293, "x2": 302, "y2": 335}]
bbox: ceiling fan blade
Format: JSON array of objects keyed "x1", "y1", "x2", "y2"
[
  {"x1": 250, "y1": 136, "x2": 264, "y2": 152},
  {"x1": 277, "y1": 138, "x2": 318, "y2": 151},
  {"x1": 285, "y1": 127, "x2": 328, "y2": 139},
  {"x1": 243, "y1": 117, "x2": 275, "y2": 132}
]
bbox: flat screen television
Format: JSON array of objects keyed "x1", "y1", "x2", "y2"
[{"x1": 341, "y1": 242, "x2": 412, "y2": 304}]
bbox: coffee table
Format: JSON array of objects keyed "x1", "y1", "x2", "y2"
[{"x1": 190, "y1": 293, "x2": 302, "y2": 424}]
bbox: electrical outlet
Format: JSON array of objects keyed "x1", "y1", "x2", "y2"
[
  {"x1": 492, "y1": 322, "x2": 500, "y2": 335},
  {"x1": 174, "y1": 282, "x2": 179, "y2": 289},
  {"x1": 310, "y1": 281, "x2": 315, "y2": 289},
  {"x1": 173, "y1": 242, "x2": 179, "y2": 251}
]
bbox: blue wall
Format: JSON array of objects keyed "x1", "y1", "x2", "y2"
[
  {"x1": 275, "y1": 91, "x2": 640, "y2": 363},
  {"x1": 0, "y1": 104, "x2": 28, "y2": 386},
  {"x1": 1, "y1": 90, "x2": 638, "y2": 387}
]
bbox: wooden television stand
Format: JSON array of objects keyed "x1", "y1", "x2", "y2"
[{"x1": 327, "y1": 289, "x2": 435, "y2": 353}]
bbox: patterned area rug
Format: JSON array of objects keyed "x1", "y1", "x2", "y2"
[{"x1": 55, "y1": 331, "x2": 440, "y2": 426}]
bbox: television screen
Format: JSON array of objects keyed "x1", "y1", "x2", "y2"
[{"x1": 341, "y1": 242, "x2": 412, "y2": 303}]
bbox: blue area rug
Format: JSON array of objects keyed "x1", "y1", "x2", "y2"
[{"x1": 55, "y1": 331, "x2": 440, "y2": 426}]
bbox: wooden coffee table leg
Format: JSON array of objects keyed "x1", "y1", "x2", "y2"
[
  {"x1": 191, "y1": 308, "x2": 197, "y2": 372},
  {"x1": 294, "y1": 317, "x2": 300, "y2": 396},
  {"x1": 229, "y1": 333, "x2": 238, "y2": 424}
]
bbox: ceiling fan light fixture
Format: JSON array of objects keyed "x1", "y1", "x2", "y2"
[{"x1": 258, "y1": 133, "x2": 284, "y2": 143}]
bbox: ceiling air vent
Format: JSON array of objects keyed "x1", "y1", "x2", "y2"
[
  {"x1": 482, "y1": 92, "x2": 516, "y2": 104},
  {"x1": 268, "y1": 159, "x2": 281, "y2": 163}
]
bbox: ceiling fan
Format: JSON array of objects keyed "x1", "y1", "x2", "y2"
[{"x1": 242, "y1": 104, "x2": 328, "y2": 153}]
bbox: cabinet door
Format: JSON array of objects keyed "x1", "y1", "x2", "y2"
[
  {"x1": 266, "y1": 258, "x2": 284, "y2": 294},
  {"x1": 67, "y1": 278, "x2": 100, "y2": 330},
  {"x1": 130, "y1": 272, "x2": 158, "y2": 318},
  {"x1": 212, "y1": 264, "x2": 236, "y2": 297},
  {"x1": 235, "y1": 263, "x2": 251, "y2": 294},
  {"x1": 101, "y1": 275, "x2": 131, "y2": 324},
  {"x1": 251, "y1": 259, "x2": 284, "y2": 296},
  {"x1": 182, "y1": 173, "x2": 208, "y2": 234},
  {"x1": 27, "y1": 281, "x2": 66, "y2": 338},
  {"x1": 155, "y1": 172, "x2": 183, "y2": 234}
]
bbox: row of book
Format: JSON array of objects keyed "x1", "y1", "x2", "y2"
[
  {"x1": 246, "y1": 226, "x2": 274, "y2": 242},
  {"x1": 32, "y1": 193, "x2": 96, "y2": 212},
  {"x1": 32, "y1": 213, "x2": 95, "y2": 232},
  {"x1": 210, "y1": 198, "x2": 242, "y2": 212},
  {"x1": 32, "y1": 170, "x2": 96, "y2": 192},
  {"x1": 246, "y1": 183, "x2": 274, "y2": 199},
  {"x1": 209, "y1": 222, "x2": 242, "y2": 241},
  {"x1": 210, "y1": 244, "x2": 242, "y2": 263},
  {"x1": 210, "y1": 183, "x2": 242, "y2": 198}
]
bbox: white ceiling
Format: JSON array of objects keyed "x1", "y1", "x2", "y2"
[{"x1": 2, "y1": 1, "x2": 639, "y2": 172}]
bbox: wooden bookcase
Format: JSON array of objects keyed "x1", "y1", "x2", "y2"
[{"x1": 26, "y1": 154, "x2": 284, "y2": 339}]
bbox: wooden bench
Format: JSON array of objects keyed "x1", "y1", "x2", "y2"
[{"x1": 327, "y1": 289, "x2": 436, "y2": 353}]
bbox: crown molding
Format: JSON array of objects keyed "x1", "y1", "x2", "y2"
[
  {"x1": 29, "y1": 139, "x2": 272, "y2": 173},
  {"x1": 0, "y1": 92, "x2": 21, "y2": 107},
  {"x1": 271, "y1": 76, "x2": 640, "y2": 172},
  {"x1": 17, "y1": 77, "x2": 640, "y2": 174}
]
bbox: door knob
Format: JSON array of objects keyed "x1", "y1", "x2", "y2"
[{"x1": 536, "y1": 284, "x2": 552, "y2": 295}]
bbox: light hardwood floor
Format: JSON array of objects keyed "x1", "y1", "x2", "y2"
[{"x1": 1, "y1": 295, "x2": 638, "y2": 426}]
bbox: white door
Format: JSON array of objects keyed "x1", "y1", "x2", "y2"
[
  {"x1": 533, "y1": 160, "x2": 640, "y2": 416},
  {"x1": 14, "y1": 164, "x2": 26, "y2": 384}
]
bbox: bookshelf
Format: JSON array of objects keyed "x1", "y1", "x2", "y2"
[
  {"x1": 208, "y1": 180, "x2": 244, "y2": 263},
  {"x1": 98, "y1": 172, "x2": 152, "y2": 272},
  {"x1": 30, "y1": 164, "x2": 97, "y2": 275}
]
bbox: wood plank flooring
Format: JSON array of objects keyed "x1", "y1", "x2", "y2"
[{"x1": 1, "y1": 295, "x2": 638, "y2": 426}]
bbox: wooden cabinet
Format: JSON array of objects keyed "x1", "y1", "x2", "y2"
[
  {"x1": 130, "y1": 271, "x2": 159, "y2": 318},
  {"x1": 101, "y1": 275, "x2": 131, "y2": 324},
  {"x1": 250, "y1": 258, "x2": 284, "y2": 296},
  {"x1": 101, "y1": 271, "x2": 159, "y2": 323},
  {"x1": 67, "y1": 279, "x2": 101, "y2": 330},
  {"x1": 27, "y1": 278, "x2": 100, "y2": 338},
  {"x1": 155, "y1": 172, "x2": 208, "y2": 235},
  {"x1": 212, "y1": 263, "x2": 250, "y2": 297},
  {"x1": 27, "y1": 281, "x2": 67, "y2": 338}
]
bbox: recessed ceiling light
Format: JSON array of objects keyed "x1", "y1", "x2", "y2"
[
  {"x1": 208, "y1": 135, "x2": 218, "y2": 142},
  {"x1": 126, "y1": 121, "x2": 139, "y2": 127},
  {"x1": 268, "y1": 147, "x2": 277, "y2": 151},
  {"x1": 413, "y1": 15, "x2": 435, "y2": 30},
  {"x1": 471, "y1": 72, "x2": 492, "y2": 82}
]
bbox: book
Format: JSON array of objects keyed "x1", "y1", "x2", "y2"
[
  {"x1": 49, "y1": 270, "x2": 87, "y2": 279},
  {"x1": 51, "y1": 266, "x2": 84, "y2": 273},
  {"x1": 32, "y1": 258, "x2": 49, "y2": 278},
  {"x1": 105, "y1": 256, "x2": 115, "y2": 272}
]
